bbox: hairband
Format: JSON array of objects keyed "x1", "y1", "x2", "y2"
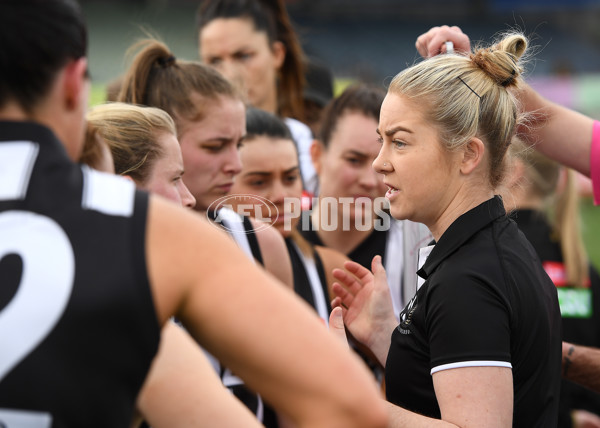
[
  {"x1": 157, "y1": 55, "x2": 176, "y2": 68},
  {"x1": 501, "y1": 69, "x2": 516, "y2": 87}
]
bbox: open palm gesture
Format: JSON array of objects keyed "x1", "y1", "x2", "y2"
[{"x1": 331, "y1": 255, "x2": 399, "y2": 367}]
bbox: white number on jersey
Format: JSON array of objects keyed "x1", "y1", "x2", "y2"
[{"x1": 0, "y1": 211, "x2": 75, "y2": 382}]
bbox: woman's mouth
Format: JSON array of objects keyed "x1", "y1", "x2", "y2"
[{"x1": 385, "y1": 185, "x2": 400, "y2": 199}]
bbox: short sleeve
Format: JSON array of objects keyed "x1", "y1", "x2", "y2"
[{"x1": 425, "y1": 273, "x2": 512, "y2": 373}]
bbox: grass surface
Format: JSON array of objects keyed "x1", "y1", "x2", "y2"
[
  {"x1": 90, "y1": 84, "x2": 108, "y2": 107},
  {"x1": 581, "y1": 197, "x2": 600, "y2": 271}
]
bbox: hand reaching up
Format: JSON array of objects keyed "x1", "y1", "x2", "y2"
[
  {"x1": 415, "y1": 25, "x2": 471, "y2": 58},
  {"x1": 331, "y1": 256, "x2": 398, "y2": 367}
]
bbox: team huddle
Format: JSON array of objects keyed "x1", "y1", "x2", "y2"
[{"x1": 1, "y1": 0, "x2": 600, "y2": 427}]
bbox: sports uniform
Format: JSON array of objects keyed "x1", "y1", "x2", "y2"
[
  {"x1": 385, "y1": 196, "x2": 561, "y2": 426},
  {"x1": 0, "y1": 121, "x2": 160, "y2": 427},
  {"x1": 511, "y1": 208, "x2": 600, "y2": 427},
  {"x1": 285, "y1": 238, "x2": 330, "y2": 325},
  {"x1": 205, "y1": 208, "x2": 278, "y2": 428}
]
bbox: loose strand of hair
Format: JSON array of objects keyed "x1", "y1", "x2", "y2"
[{"x1": 555, "y1": 169, "x2": 589, "y2": 287}]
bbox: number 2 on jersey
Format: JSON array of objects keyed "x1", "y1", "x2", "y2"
[{"x1": 0, "y1": 211, "x2": 75, "y2": 382}]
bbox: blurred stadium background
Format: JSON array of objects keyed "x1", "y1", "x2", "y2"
[{"x1": 80, "y1": 0, "x2": 600, "y2": 267}]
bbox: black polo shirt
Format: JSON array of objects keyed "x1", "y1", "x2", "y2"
[{"x1": 385, "y1": 196, "x2": 561, "y2": 427}]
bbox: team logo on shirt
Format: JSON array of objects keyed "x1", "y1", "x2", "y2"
[{"x1": 398, "y1": 293, "x2": 418, "y2": 335}]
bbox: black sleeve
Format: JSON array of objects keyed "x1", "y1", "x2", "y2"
[{"x1": 425, "y1": 272, "x2": 512, "y2": 371}]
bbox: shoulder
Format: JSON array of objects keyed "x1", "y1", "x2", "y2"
[{"x1": 250, "y1": 218, "x2": 286, "y2": 249}]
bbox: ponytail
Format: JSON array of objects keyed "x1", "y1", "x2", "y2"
[
  {"x1": 118, "y1": 38, "x2": 238, "y2": 128},
  {"x1": 555, "y1": 169, "x2": 589, "y2": 287}
]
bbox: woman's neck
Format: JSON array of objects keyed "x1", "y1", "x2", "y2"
[
  {"x1": 256, "y1": 88, "x2": 278, "y2": 117},
  {"x1": 309, "y1": 203, "x2": 374, "y2": 256},
  {"x1": 427, "y1": 190, "x2": 494, "y2": 242}
]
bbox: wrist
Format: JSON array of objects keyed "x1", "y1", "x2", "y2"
[{"x1": 563, "y1": 344, "x2": 576, "y2": 377}]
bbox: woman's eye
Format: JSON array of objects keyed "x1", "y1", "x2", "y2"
[
  {"x1": 393, "y1": 140, "x2": 406, "y2": 149},
  {"x1": 202, "y1": 144, "x2": 224, "y2": 153},
  {"x1": 236, "y1": 52, "x2": 253, "y2": 61},
  {"x1": 377, "y1": 136, "x2": 384, "y2": 144},
  {"x1": 207, "y1": 57, "x2": 222, "y2": 66},
  {"x1": 285, "y1": 175, "x2": 299, "y2": 184}
]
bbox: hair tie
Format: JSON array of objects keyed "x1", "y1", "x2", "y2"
[
  {"x1": 457, "y1": 76, "x2": 481, "y2": 99},
  {"x1": 157, "y1": 55, "x2": 176, "y2": 68},
  {"x1": 501, "y1": 69, "x2": 516, "y2": 87}
]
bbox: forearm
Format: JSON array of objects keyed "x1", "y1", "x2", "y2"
[
  {"x1": 515, "y1": 83, "x2": 593, "y2": 177},
  {"x1": 563, "y1": 342, "x2": 600, "y2": 393},
  {"x1": 386, "y1": 401, "x2": 459, "y2": 428},
  {"x1": 136, "y1": 322, "x2": 262, "y2": 428},
  {"x1": 185, "y1": 263, "x2": 388, "y2": 428}
]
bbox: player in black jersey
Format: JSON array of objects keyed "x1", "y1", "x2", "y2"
[
  {"x1": 0, "y1": 2, "x2": 388, "y2": 427},
  {"x1": 229, "y1": 107, "x2": 351, "y2": 325},
  {"x1": 116, "y1": 38, "x2": 294, "y2": 293},
  {"x1": 115, "y1": 38, "x2": 299, "y2": 427},
  {"x1": 333, "y1": 32, "x2": 561, "y2": 426},
  {"x1": 85, "y1": 103, "x2": 263, "y2": 428}
]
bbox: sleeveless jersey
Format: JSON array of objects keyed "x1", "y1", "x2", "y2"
[
  {"x1": 204, "y1": 208, "x2": 278, "y2": 427},
  {"x1": 0, "y1": 121, "x2": 160, "y2": 428},
  {"x1": 285, "y1": 238, "x2": 330, "y2": 325}
]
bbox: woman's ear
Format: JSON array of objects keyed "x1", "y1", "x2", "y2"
[
  {"x1": 271, "y1": 41, "x2": 286, "y2": 71},
  {"x1": 63, "y1": 57, "x2": 89, "y2": 112},
  {"x1": 460, "y1": 137, "x2": 485, "y2": 175},
  {"x1": 310, "y1": 139, "x2": 323, "y2": 175}
]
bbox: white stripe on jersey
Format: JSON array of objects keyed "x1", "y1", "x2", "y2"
[
  {"x1": 431, "y1": 360, "x2": 512, "y2": 375},
  {"x1": 81, "y1": 166, "x2": 135, "y2": 217},
  {"x1": 216, "y1": 207, "x2": 255, "y2": 262},
  {"x1": 0, "y1": 141, "x2": 39, "y2": 201},
  {"x1": 0, "y1": 408, "x2": 52, "y2": 427}
]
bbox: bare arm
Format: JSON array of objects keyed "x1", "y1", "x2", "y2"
[
  {"x1": 146, "y1": 197, "x2": 388, "y2": 428},
  {"x1": 562, "y1": 341, "x2": 600, "y2": 393},
  {"x1": 384, "y1": 367, "x2": 513, "y2": 428},
  {"x1": 134, "y1": 322, "x2": 262, "y2": 428},
  {"x1": 333, "y1": 254, "x2": 513, "y2": 427},
  {"x1": 514, "y1": 84, "x2": 593, "y2": 177},
  {"x1": 415, "y1": 25, "x2": 594, "y2": 177}
]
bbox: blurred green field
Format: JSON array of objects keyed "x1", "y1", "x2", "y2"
[
  {"x1": 581, "y1": 197, "x2": 600, "y2": 271},
  {"x1": 90, "y1": 84, "x2": 108, "y2": 107}
]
